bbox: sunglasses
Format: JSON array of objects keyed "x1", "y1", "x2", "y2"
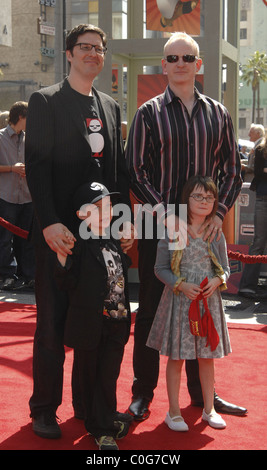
[{"x1": 165, "y1": 54, "x2": 198, "y2": 63}]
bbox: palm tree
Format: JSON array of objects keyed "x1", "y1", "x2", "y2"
[{"x1": 241, "y1": 51, "x2": 267, "y2": 123}]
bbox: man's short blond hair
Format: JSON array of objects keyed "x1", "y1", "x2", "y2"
[{"x1": 163, "y1": 32, "x2": 200, "y2": 57}]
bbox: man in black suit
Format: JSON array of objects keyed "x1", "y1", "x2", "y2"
[{"x1": 25, "y1": 24, "x2": 132, "y2": 439}]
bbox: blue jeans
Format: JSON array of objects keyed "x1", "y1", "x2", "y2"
[
  {"x1": 239, "y1": 196, "x2": 267, "y2": 293},
  {"x1": 0, "y1": 198, "x2": 35, "y2": 280}
]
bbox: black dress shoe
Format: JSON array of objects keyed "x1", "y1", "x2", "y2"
[
  {"x1": 127, "y1": 397, "x2": 151, "y2": 421},
  {"x1": 238, "y1": 291, "x2": 256, "y2": 299},
  {"x1": 191, "y1": 392, "x2": 247, "y2": 416},
  {"x1": 213, "y1": 393, "x2": 247, "y2": 415},
  {"x1": 32, "y1": 412, "x2": 62, "y2": 439},
  {"x1": 238, "y1": 291, "x2": 267, "y2": 301}
]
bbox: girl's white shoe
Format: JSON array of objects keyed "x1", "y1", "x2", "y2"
[
  {"x1": 202, "y1": 409, "x2": 226, "y2": 429},
  {"x1": 165, "y1": 412, "x2": 189, "y2": 431}
]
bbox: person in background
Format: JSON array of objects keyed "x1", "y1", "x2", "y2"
[
  {"x1": 0, "y1": 102, "x2": 35, "y2": 291},
  {"x1": 0, "y1": 111, "x2": 9, "y2": 129},
  {"x1": 239, "y1": 129, "x2": 267, "y2": 300},
  {"x1": 241, "y1": 123, "x2": 265, "y2": 182},
  {"x1": 126, "y1": 31, "x2": 246, "y2": 421}
]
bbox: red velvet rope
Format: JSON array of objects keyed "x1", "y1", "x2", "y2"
[
  {"x1": 0, "y1": 216, "x2": 29, "y2": 240},
  {"x1": 227, "y1": 250, "x2": 267, "y2": 264},
  {"x1": 0, "y1": 216, "x2": 267, "y2": 264}
]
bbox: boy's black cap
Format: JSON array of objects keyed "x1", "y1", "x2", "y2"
[{"x1": 73, "y1": 181, "x2": 119, "y2": 211}]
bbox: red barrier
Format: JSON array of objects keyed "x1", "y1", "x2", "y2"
[
  {"x1": 1, "y1": 216, "x2": 267, "y2": 264},
  {"x1": 0, "y1": 216, "x2": 29, "y2": 240}
]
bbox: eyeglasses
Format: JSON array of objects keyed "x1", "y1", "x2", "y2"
[
  {"x1": 73, "y1": 43, "x2": 107, "y2": 55},
  {"x1": 190, "y1": 194, "x2": 215, "y2": 203},
  {"x1": 165, "y1": 54, "x2": 198, "y2": 63}
]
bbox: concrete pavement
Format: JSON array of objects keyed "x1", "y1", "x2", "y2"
[{"x1": 1, "y1": 284, "x2": 267, "y2": 326}]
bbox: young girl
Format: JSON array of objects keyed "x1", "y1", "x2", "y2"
[{"x1": 147, "y1": 175, "x2": 231, "y2": 431}]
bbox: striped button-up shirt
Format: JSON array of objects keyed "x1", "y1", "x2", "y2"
[{"x1": 126, "y1": 86, "x2": 242, "y2": 220}]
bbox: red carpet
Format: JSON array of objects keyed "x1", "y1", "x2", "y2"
[{"x1": 0, "y1": 301, "x2": 266, "y2": 452}]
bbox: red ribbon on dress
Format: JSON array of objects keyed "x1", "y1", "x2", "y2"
[{"x1": 188, "y1": 277, "x2": 219, "y2": 352}]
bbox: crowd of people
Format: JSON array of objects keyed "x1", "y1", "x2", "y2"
[{"x1": 1, "y1": 24, "x2": 266, "y2": 450}]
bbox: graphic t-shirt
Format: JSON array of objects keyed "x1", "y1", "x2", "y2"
[
  {"x1": 100, "y1": 241, "x2": 128, "y2": 321},
  {"x1": 71, "y1": 89, "x2": 105, "y2": 172}
]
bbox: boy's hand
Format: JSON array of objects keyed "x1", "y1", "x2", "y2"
[{"x1": 57, "y1": 240, "x2": 75, "y2": 267}]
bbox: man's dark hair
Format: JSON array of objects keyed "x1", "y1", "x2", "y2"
[
  {"x1": 66, "y1": 24, "x2": 107, "y2": 52},
  {"x1": 8, "y1": 101, "x2": 28, "y2": 125}
]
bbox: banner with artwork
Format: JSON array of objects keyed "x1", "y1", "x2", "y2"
[{"x1": 146, "y1": 0, "x2": 201, "y2": 34}]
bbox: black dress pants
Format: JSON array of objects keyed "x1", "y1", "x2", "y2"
[
  {"x1": 132, "y1": 233, "x2": 203, "y2": 402},
  {"x1": 29, "y1": 242, "x2": 69, "y2": 417}
]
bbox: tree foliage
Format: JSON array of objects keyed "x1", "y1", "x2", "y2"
[{"x1": 241, "y1": 51, "x2": 267, "y2": 122}]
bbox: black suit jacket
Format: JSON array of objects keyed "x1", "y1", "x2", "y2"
[
  {"x1": 55, "y1": 235, "x2": 131, "y2": 350},
  {"x1": 25, "y1": 78, "x2": 131, "y2": 240}
]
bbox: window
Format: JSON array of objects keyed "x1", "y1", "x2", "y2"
[
  {"x1": 240, "y1": 28, "x2": 247, "y2": 40},
  {"x1": 239, "y1": 117, "x2": 246, "y2": 129},
  {"x1": 240, "y1": 10, "x2": 247, "y2": 21},
  {"x1": 112, "y1": 0, "x2": 127, "y2": 39}
]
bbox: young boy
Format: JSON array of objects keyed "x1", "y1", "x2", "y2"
[{"x1": 55, "y1": 181, "x2": 132, "y2": 450}]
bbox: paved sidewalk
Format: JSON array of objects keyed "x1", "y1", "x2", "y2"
[{"x1": 1, "y1": 284, "x2": 267, "y2": 326}]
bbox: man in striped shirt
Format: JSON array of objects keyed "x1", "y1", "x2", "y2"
[{"x1": 126, "y1": 32, "x2": 246, "y2": 421}]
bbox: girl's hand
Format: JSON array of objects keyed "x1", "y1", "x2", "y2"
[
  {"x1": 179, "y1": 282, "x2": 203, "y2": 300},
  {"x1": 202, "y1": 277, "x2": 221, "y2": 298}
]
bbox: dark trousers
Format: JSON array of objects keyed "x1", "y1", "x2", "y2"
[
  {"x1": 29, "y1": 242, "x2": 69, "y2": 416},
  {"x1": 0, "y1": 198, "x2": 35, "y2": 280},
  {"x1": 132, "y1": 234, "x2": 203, "y2": 402},
  {"x1": 239, "y1": 196, "x2": 267, "y2": 293},
  {"x1": 75, "y1": 321, "x2": 128, "y2": 438}
]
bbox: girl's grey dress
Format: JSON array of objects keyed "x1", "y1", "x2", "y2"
[{"x1": 147, "y1": 235, "x2": 232, "y2": 360}]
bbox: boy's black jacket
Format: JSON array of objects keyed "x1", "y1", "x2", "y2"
[{"x1": 55, "y1": 234, "x2": 131, "y2": 350}]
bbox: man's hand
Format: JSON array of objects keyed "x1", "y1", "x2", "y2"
[
  {"x1": 198, "y1": 215, "x2": 223, "y2": 242},
  {"x1": 12, "y1": 162, "x2": 26, "y2": 177},
  {"x1": 43, "y1": 223, "x2": 76, "y2": 256}
]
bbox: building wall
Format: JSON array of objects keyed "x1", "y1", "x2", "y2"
[{"x1": 0, "y1": 0, "x2": 63, "y2": 111}]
